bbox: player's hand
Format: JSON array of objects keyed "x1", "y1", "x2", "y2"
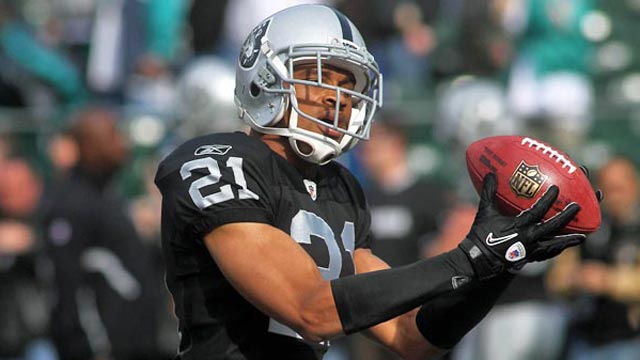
[{"x1": 459, "y1": 173, "x2": 586, "y2": 280}]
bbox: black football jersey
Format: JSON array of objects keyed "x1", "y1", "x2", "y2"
[{"x1": 155, "y1": 132, "x2": 372, "y2": 359}]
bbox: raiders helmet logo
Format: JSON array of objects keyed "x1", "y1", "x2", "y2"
[
  {"x1": 239, "y1": 19, "x2": 271, "y2": 69},
  {"x1": 509, "y1": 161, "x2": 548, "y2": 198}
]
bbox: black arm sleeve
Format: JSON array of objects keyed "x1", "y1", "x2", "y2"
[
  {"x1": 330, "y1": 247, "x2": 475, "y2": 334},
  {"x1": 415, "y1": 272, "x2": 514, "y2": 349}
]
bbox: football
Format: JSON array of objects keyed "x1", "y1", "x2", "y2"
[{"x1": 466, "y1": 136, "x2": 601, "y2": 234}]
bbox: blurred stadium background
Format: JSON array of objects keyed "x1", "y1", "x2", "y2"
[
  {"x1": 1, "y1": 0, "x2": 637, "y2": 194},
  {"x1": 0, "y1": 0, "x2": 639, "y2": 359}
]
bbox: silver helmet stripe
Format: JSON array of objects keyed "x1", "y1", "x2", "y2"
[{"x1": 331, "y1": 7, "x2": 353, "y2": 42}]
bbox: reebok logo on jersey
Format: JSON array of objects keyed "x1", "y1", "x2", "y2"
[
  {"x1": 485, "y1": 232, "x2": 519, "y2": 246},
  {"x1": 195, "y1": 144, "x2": 233, "y2": 156}
]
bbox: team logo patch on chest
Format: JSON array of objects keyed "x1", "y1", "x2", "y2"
[
  {"x1": 303, "y1": 179, "x2": 317, "y2": 201},
  {"x1": 509, "y1": 161, "x2": 548, "y2": 198}
]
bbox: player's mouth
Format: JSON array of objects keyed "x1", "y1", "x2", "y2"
[{"x1": 319, "y1": 118, "x2": 344, "y2": 139}]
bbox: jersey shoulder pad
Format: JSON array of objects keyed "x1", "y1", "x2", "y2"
[
  {"x1": 154, "y1": 132, "x2": 275, "y2": 236},
  {"x1": 155, "y1": 132, "x2": 271, "y2": 182}
]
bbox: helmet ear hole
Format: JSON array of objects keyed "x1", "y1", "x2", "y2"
[{"x1": 250, "y1": 82, "x2": 261, "y2": 97}]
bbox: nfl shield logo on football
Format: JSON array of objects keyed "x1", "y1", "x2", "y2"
[
  {"x1": 505, "y1": 242, "x2": 526, "y2": 262},
  {"x1": 509, "y1": 161, "x2": 548, "y2": 198},
  {"x1": 303, "y1": 179, "x2": 317, "y2": 201}
]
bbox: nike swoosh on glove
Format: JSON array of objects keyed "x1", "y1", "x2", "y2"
[{"x1": 459, "y1": 173, "x2": 586, "y2": 280}]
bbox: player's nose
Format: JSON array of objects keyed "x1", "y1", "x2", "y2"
[{"x1": 322, "y1": 90, "x2": 349, "y2": 111}]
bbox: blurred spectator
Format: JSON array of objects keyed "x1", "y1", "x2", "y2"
[
  {"x1": 0, "y1": 1, "x2": 85, "y2": 109},
  {"x1": 427, "y1": 1, "x2": 518, "y2": 181},
  {"x1": 339, "y1": 117, "x2": 449, "y2": 360},
  {"x1": 548, "y1": 156, "x2": 640, "y2": 360},
  {"x1": 130, "y1": 158, "x2": 179, "y2": 359},
  {"x1": 501, "y1": 0, "x2": 595, "y2": 154},
  {"x1": 358, "y1": 118, "x2": 449, "y2": 267},
  {"x1": 188, "y1": 0, "x2": 229, "y2": 55},
  {"x1": 123, "y1": 0, "x2": 188, "y2": 112},
  {"x1": 46, "y1": 0, "x2": 188, "y2": 107},
  {"x1": 339, "y1": 0, "x2": 440, "y2": 98},
  {"x1": 384, "y1": 2, "x2": 437, "y2": 94},
  {"x1": 431, "y1": 0, "x2": 511, "y2": 81},
  {"x1": 423, "y1": 204, "x2": 476, "y2": 258},
  {"x1": 0, "y1": 147, "x2": 58, "y2": 360},
  {"x1": 42, "y1": 107, "x2": 161, "y2": 360},
  {"x1": 47, "y1": 131, "x2": 79, "y2": 180}
]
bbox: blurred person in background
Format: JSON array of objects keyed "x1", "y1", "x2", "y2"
[
  {"x1": 123, "y1": 0, "x2": 188, "y2": 112},
  {"x1": 548, "y1": 156, "x2": 640, "y2": 360},
  {"x1": 0, "y1": 0, "x2": 85, "y2": 109},
  {"x1": 430, "y1": 0, "x2": 519, "y2": 187},
  {"x1": 358, "y1": 117, "x2": 449, "y2": 269},
  {"x1": 332, "y1": 118, "x2": 449, "y2": 360},
  {"x1": 430, "y1": 0, "x2": 511, "y2": 82},
  {"x1": 44, "y1": 0, "x2": 188, "y2": 108},
  {"x1": 0, "y1": 138, "x2": 57, "y2": 360},
  {"x1": 130, "y1": 158, "x2": 180, "y2": 359},
  {"x1": 47, "y1": 130, "x2": 80, "y2": 180},
  {"x1": 338, "y1": 0, "x2": 440, "y2": 98},
  {"x1": 500, "y1": 0, "x2": 595, "y2": 154},
  {"x1": 187, "y1": 0, "x2": 229, "y2": 55},
  {"x1": 42, "y1": 107, "x2": 161, "y2": 360}
]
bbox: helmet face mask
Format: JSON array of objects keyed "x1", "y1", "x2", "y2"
[{"x1": 235, "y1": 5, "x2": 383, "y2": 165}]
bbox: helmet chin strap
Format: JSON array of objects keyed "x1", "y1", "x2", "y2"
[
  {"x1": 287, "y1": 108, "x2": 342, "y2": 165},
  {"x1": 284, "y1": 92, "x2": 371, "y2": 165}
]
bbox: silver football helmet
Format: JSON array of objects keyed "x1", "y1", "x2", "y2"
[{"x1": 234, "y1": 4, "x2": 383, "y2": 165}]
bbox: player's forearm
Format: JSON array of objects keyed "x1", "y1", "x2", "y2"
[
  {"x1": 292, "y1": 281, "x2": 345, "y2": 341},
  {"x1": 415, "y1": 272, "x2": 513, "y2": 349},
  {"x1": 330, "y1": 247, "x2": 475, "y2": 334},
  {"x1": 367, "y1": 310, "x2": 447, "y2": 360}
]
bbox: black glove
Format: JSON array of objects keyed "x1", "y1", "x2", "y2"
[{"x1": 459, "y1": 173, "x2": 586, "y2": 280}]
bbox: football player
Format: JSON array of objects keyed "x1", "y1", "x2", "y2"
[{"x1": 155, "y1": 5, "x2": 585, "y2": 359}]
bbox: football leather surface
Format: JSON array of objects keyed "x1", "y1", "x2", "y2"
[{"x1": 466, "y1": 136, "x2": 601, "y2": 233}]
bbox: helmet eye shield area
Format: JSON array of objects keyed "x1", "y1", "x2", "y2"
[
  {"x1": 262, "y1": 41, "x2": 383, "y2": 142},
  {"x1": 289, "y1": 62, "x2": 357, "y2": 139}
]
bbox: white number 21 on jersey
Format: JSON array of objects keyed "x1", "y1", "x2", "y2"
[{"x1": 180, "y1": 157, "x2": 259, "y2": 209}]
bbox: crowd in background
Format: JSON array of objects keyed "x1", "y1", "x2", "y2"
[{"x1": 0, "y1": 0, "x2": 639, "y2": 359}]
